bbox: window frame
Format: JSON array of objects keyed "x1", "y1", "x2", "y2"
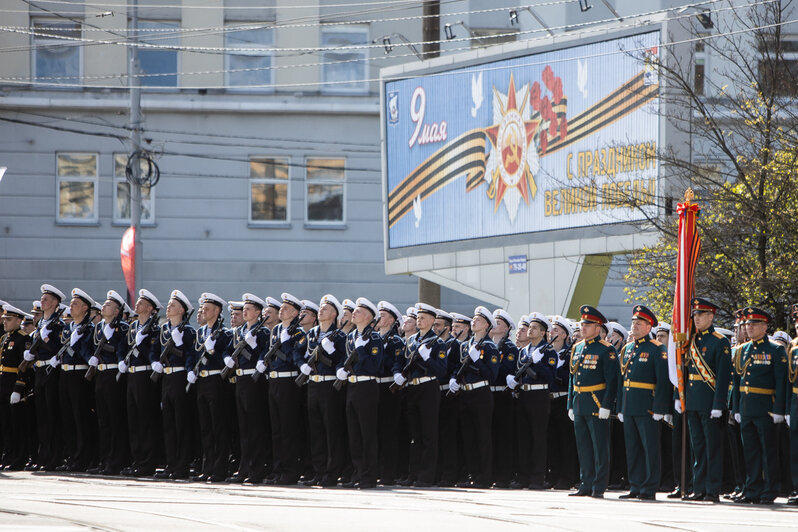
[
  {"x1": 137, "y1": 20, "x2": 181, "y2": 89},
  {"x1": 304, "y1": 156, "x2": 346, "y2": 227},
  {"x1": 112, "y1": 153, "x2": 156, "y2": 226},
  {"x1": 693, "y1": 33, "x2": 709, "y2": 97},
  {"x1": 248, "y1": 156, "x2": 291, "y2": 226},
  {"x1": 224, "y1": 24, "x2": 275, "y2": 92},
  {"x1": 320, "y1": 25, "x2": 369, "y2": 95},
  {"x1": 55, "y1": 151, "x2": 99, "y2": 224},
  {"x1": 30, "y1": 17, "x2": 83, "y2": 87}
]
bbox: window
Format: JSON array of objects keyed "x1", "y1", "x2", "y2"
[
  {"x1": 31, "y1": 19, "x2": 81, "y2": 84},
  {"x1": 113, "y1": 154, "x2": 155, "y2": 224},
  {"x1": 321, "y1": 27, "x2": 368, "y2": 94},
  {"x1": 694, "y1": 34, "x2": 708, "y2": 96},
  {"x1": 57, "y1": 153, "x2": 98, "y2": 222},
  {"x1": 757, "y1": 36, "x2": 798, "y2": 97},
  {"x1": 138, "y1": 21, "x2": 179, "y2": 87},
  {"x1": 226, "y1": 26, "x2": 274, "y2": 89},
  {"x1": 250, "y1": 157, "x2": 289, "y2": 223},
  {"x1": 306, "y1": 158, "x2": 344, "y2": 223}
]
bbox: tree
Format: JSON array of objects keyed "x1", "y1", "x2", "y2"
[{"x1": 623, "y1": 0, "x2": 798, "y2": 329}]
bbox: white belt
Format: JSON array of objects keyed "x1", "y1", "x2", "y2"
[
  {"x1": 236, "y1": 368, "x2": 257, "y2": 376},
  {"x1": 128, "y1": 365, "x2": 151, "y2": 373},
  {"x1": 348, "y1": 375, "x2": 376, "y2": 383},
  {"x1": 62, "y1": 364, "x2": 89, "y2": 371},
  {"x1": 98, "y1": 363, "x2": 118, "y2": 371},
  {"x1": 489, "y1": 386, "x2": 504, "y2": 392},
  {"x1": 377, "y1": 376, "x2": 394, "y2": 384},
  {"x1": 440, "y1": 384, "x2": 449, "y2": 392},
  {"x1": 34, "y1": 360, "x2": 48, "y2": 368},
  {"x1": 269, "y1": 371, "x2": 298, "y2": 378},
  {"x1": 199, "y1": 369, "x2": 221, "y2": 377},
  {"x1": 310, "y1": 375, "x2": 337, "y2": 382},
  {"x1": 408, "y1": 376, "x2": 435, "y2": 386},
  {"x1": 163, "y1": 366, "x2": 185, "y2": 374},
  {"x1": 550, "y1": 391, "x2": 568, "y2": 398},
  {"x1": 463, "y1": 381, "x2": 489, "y2": 391},
  {"x1": 520, "y1": 384, "x2": 548, "y2": 391}
]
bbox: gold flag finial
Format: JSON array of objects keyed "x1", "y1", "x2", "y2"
[{"x1": 684, "y1": 188, "x2": 694, "y2": 202}]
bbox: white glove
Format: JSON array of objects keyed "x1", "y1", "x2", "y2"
[
  {"x1": 23, "y1": 350, "x2": 34, "y2": 362},
  {"x1": 617, "y1": 413, "x2": 624, "y2": 423},
  {"x1": 256, "y1": 360, "x2": 267, "y2": 374},
  {"x1": 734, "y1": 412, "x2": 741, "y2": 424},
  {"x1": 336, "y1": 368, "x2": 349, "y2": 381},
  {"x1": 204, "y1": 336, "x2": 216, "y2": 353},
  {"x1": 103, "y1": 323, "x2": 114, "y2": 340},
  {"x1": 652, "y1": 413, "x2": 664, "y2": 421},
  {"x1": 300, "y1": 363, "x2": 312, "y2": 375},
  {"x1": 40, "y1": 324, "x2": 51, "y2": 338},
  {"x1": 448, "y1": 378, "x2": 460, "y2": 393},
  {"x1": 151, "y1": 361, "x2": 164, "y2": 373},
  {"x1": 418, "y1": 344, "x2": 431, "y2": 361},
  {"x1": 9, "y1": 392, "x2": 20, "y2": 405},
  {"x1": 568, "y1": 409, "x2": 575, "y2": 421},
  {"x1": 70, "y1": 328, "x2": 83, "y2": 346},
  {"x1": 224, "y1": 356, "x2": 235, "y2": 369},
  {"x1": 787, "y1": 415, "x2": 791, "y2": 427},
  {"x1": 393, "y1": 372, "x2": 406, "y2": 386},
  {"x1": 355, "y1": 335, "x2": 369, "y2": 349},
  {"x1": 506, "y1": 375, "x2": 518, "y2": 390},
  {"x1": 88, "y1": 356, "x2": 99, "y2": 367},
  {"x1": 118, "y1": 360, "x2": 128, "y2": 373},
  {"x1": 280, "y1": 328, "x2": 290, "y2": 343},
  {"x1": 674, "y1": 399, "x2": 682, "y2": 414},
  {"x1": 187, "y1": 371, "x2": 197, "y2": 384},
  {"x1": 171, "y1": 327, "x2": 184, "y2": 346},
  {"x1": 135, "y1": 329, "x2": 148, "y2": 346},
  {"x1": 710, "y1": 409, "x2": 722, "y2": 419},
  {"x1": 598, "y1": 407, "x2": 611, "y2": 420},
  {"x1": 664, "y1": 414, "x2": 673, "y2": 425},
  {"x1": 468, "y1": 345, "x2": 480, "y2": 362},
  {"x1": 245, "y1": 331, "x2": 257, "y2": 349},
  {"x1": 48, "y1": 356, "x2": 60, "y2": 368},
  {"x1": 773, "y1": 413, "x2": 785, "y2": 424},
  {"x1": 321, "y1": 337, "x2": 335, "y2": 354},
  {"x1": 531, "y1": 348, "x2": 544, "y2": 364}
]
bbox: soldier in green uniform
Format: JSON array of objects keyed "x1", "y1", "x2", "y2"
[
  {"x1": 731, "y1": 307, "x2": 788, "y2": 504},
  {"x1": 616, "y1": 305, "x2": 670, "y2": 501},
  {"x1": 787, "y1": 304, "x2": 798, "y2": 505},
  {"x1": 682, "y1": 297, "x2": 732, "y2": 502},
  {"x1": 567, "y1": 305, "x2": 619, "y2": 498}
]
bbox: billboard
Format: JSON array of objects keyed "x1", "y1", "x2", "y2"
[{"x1": 383, "y1": 31, "x2": 660, "y2": 250}]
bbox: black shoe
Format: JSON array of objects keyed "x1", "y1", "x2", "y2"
[
  {"x1": 455, "y1": 481, "x2": 473, "y2": 488},
  {"x1": 553, "y1": 480, "x2": 573, "y2": 490},
  {"x1": 492, "y1": 481, "x2": 508, "y2": 489},
  {"x1": 191, "y1": 474, "x2": 208, "y2": 482},
  {"x1": 358, "y1": 482, "x2": 376, "y2": 489},
  {"x1": 24, "y1": 464, "x2": 39, "y2": 472},
  {"x1": 413, "y1": 481, "x2": 433, "y2": 488},
  {"x1": 395, "y1": 478, "x2": 413, "y2": 487},
  {"x1": 787, "y1": 496, "x2": 798, "y2": 506},
  {"x1": 133, "y1": 468, "x2": 154, "y2": 478},
  {"x1": 508, "y1": 480, "x2": 526, "y2": 489},
  {"x1": 300, "y1": 477, "x2": 319, "y2": 486},
  {"x1": 684, "y1": 492, "x2": 705, "y2": 501},
  {"x1": 341, "y1": 480, "x2": 356, "y2": 488},
  {"x1": 591, "y1": 492, "x2": 604, "y2": 498},
  {"x1": 569, "y1": 489, "x2": 591, "y2": 497},
  {"x1": 636, "y1": 493, "x2": 655, "y2": 500},
  {"x1": 101, "y1": 468, "x2": 120, "y2": 476},
  {"x1": 86, "y1": 466, "x2": 102, "y2": 475},
  {"x1": 734, "y1": 496, "x2": 759, "y2": 504},
  {"x1": 226, "y1": 474, "x2": 246, "y2": 484},
  {"x1": 318, "y1": 477, "x2": 338, "y2": 487},
  {"x1": 703, "y1": 494, "x2": 719, "y2": 503},
  {"x1": 758, "y1": 498, "x2": 774, "y2": 505},
  {"x1": 208, "y1": 475, "x2": 226, "y2": 483},
  {"x1": 170, "y1": 472, "x2": 189, "y2": 480},
  {"x1": 153, "y1": 470, "x2": 171, "y2": 480},
  {"x1": 244, "y1": 476, "x2": 264, "y2": 485},
  {"x1": 54, "y1": 464, "x2": 70, "y2": 472},
  {"x1": 528, "y1": 482, "x2": 545, "y2": 490},
  {"x1": 666, "y1": 488, "x2": 682, "y2": 499},
  {"x1": 619, "y1": 492, "x2": 639, "y2": 499},
  {"x1": 275, "y1": 476, "x2": 297, "y2": 486}
]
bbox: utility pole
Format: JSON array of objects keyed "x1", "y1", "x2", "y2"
[{"x1": 129, "y1": 0, "x2": 143, "y2": 298}]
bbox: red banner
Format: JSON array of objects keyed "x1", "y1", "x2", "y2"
[
  {"x1": 120, "y1": 226, "x2": 136, "y2": 305},
  {"x1": 670, "y1": 192, "x2": 701, "y2": 406}
]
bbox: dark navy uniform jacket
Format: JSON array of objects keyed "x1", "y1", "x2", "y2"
[
  {"x1": 91, "y1": 319, "x2": 130, "y2": 364},
  {"x1": 32, "y1": 314, "x2": 64, "y2": 360},
  {"x1": 59, "y1": 317, "x2": 95, "y2": 365},
  {"x1": 267, "y1": 322, "x2": 306, "y2": 372},
  {"x1": 153, "y1": 322, "x2": 197, "y2": 370},
  {"x1": 392, "y1": 329, "x2": 447, "y2": 380},
  {"x1": 450, "y1": 335, "x2": 500, "y2": 385},
  {"x1": 512, "y1": 338, "x2": 557, "y2": 388},
  {"x1": 495, "y1": 336, "x2": 519, "y2": 387},
  {"x1": 381, "y1": 332, "x2": 405, "y2": 378},
  {"x1": 229, "y1": 322, "x2": 268, "y2": 371},
  {"x1": 194, "y1": 322, "x2": 233, "y2": 371},
  {"x1": 305, "y1": 325, "x2": 347, "y2": 376},
  {"x1": 126, "y1": 317, "x2": 159, "y2": 366},
  {"x1": 341, "y1": 328, "x2": 383, "y2": 376},
  {"x1": 551, "y1": 344, "x2": 572, "y2": 393}
]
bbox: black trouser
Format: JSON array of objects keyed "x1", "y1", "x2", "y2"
[
  {"x1": 34, "y1": 367, "x2": 62, "y2": 468},
  {"x1": 491, "y1": 389, "x2": 513, "y2": 485},
  {"x1": 161, "y1": 371, "x2": 192, "y2": 476},
  {"x1": 126, "y1": 370, "x2": 160, "y2": 473},
  {"x1": 346, "y1": 379, "x2": 379, "y2": 486},
  {"x1": 609, "y1": 416, "x2": 626, "y2": 486},
  {"x1": 224, "y1": 379, "x2": 240, "y2": 475},
  {"x1": 686, "y1": 410, "x2": 723, "y2": 496},
  {"x1": 307, "y1": 379, "x2": 346, "y2": 483},
  {"x1": 378, "y1": 381, "x2": 400, "y2": 484},
  {"x1": 0, "y1": 375, "x2": 25, "y2": 469},
  {"x1": 547, "y1": 394, "x2": 577, "y2": 486},
  {"x1": 94, "y1": 369, "x2": 128, "y2": 472},
  {"x1": 196, "y1": 375, "x2": 230, "y2": 478},
  {"x1": 459, "y1": 386, "x2": 493, "y2": 485},
  {"x1": 740, "y1": 415, "x2": 778, "y2": 500},
  {"x1": 516, "y1": 389, "x2": 550, "y2": 486},
  {"x1": 234, "y1": 374, "x2": 268, "y2": 480},
  {"x1": 268, "y1": 376, "x2": 303, "y2": 482},
  {"x1": 59, "y1": 368, "x2": 93, "y2": 469},
  {"x1": 405, "y1": 380, "x2": 440, "y2": 484},
  {"x1": 437, "y1": 389, "x2": 459, "y2": 484}
]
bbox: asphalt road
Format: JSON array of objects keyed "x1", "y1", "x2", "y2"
[{"x1": 0, "y1": 472, "x2": 795, "y2": 531}]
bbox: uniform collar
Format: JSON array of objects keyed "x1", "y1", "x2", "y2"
[{"x1": 586, "y1": 337, "x2": 595, "y2": 345}]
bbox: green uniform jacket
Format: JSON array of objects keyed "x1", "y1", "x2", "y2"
[
  {"x1": 567, "y1": 337, "x2": 618, "y2": 416},
  {"x1": 731, "y1": 338, "x2": 787, "y2": 417},
  {"x1": 685, "y1": 326, "x2": 732, "y2": 412},
  {"x1": 617, "y1": 336, "x2": 670, "y2": 416},
  {"x1": 787, "y1": 342, "x2": 798, "y2": 417}
]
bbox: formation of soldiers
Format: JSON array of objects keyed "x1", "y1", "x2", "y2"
[{"x1": 0, "y1": 284, "x2": 796, "y2": 505}]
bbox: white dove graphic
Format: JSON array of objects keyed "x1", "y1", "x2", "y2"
[
  {"x1": 413, "y1": 194, "x2": 422, "y2": 228},
  {"x1": 471, "y1": 71, "x2": 483, "y2": 117},
  {"x1": 577, "y1": 59, "x2": 588, "y2": 99}
]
